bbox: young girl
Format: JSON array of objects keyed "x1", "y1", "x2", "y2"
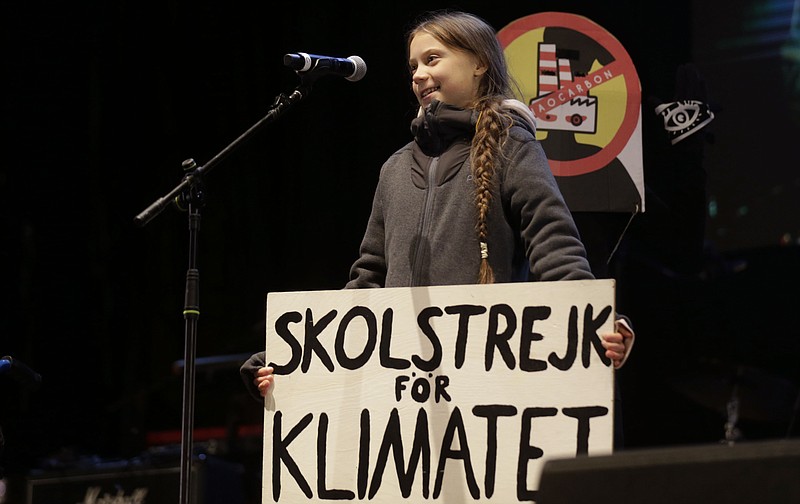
[{"x1": 242, "y1": 10, "x2": 633, "y2": 399}]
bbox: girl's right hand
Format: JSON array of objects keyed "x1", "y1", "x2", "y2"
[{"x1": 254, "y1": 366, "x2": 274, "y2": 397}]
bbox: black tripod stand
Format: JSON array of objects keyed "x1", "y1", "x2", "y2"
[{"x1": 135, "y1": 78, "x2": 315, "y2": 504}]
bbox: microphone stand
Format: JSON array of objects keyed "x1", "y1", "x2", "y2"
[{"x1": 135, "y1": 78, "x2": 315, "y2": 504}]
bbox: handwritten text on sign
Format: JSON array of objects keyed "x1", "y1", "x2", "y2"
[{"x1": 263, "y1": 280, "x2": 615, "y2": 502}]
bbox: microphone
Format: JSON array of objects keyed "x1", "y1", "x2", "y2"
[
  {"x1": 283, "y1": 53, "x2": 367, "y2": 82},
  {"x1": 0, "y1": 355, "x2": 42, "y2": 391}
]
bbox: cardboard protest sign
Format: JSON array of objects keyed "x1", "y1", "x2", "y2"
[
  {"x1": 262, "y1": 280, "x2": 615, "y2": 502},
  {"x1": 498, "y1": 13, "x2": 645, "y2": 213}
]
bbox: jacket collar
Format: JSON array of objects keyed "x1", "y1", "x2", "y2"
[{"x1": 410, "y1": 100, "x2": 476, "y2": 156}]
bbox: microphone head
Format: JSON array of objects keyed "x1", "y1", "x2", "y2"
[{"x1": 347, "y1": 55, "x2": 367, "y2": 82}]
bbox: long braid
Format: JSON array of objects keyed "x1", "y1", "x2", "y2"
[{"x1": 472, "y1": 98, "x2": 511, "y2": 284}]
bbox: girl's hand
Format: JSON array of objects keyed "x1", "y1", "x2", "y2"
[
  {"x1": 254, "y1": 366, "x2": 275, "y2": 397},
  {"x1": 602, "y1": 320, "x2": 635, "y2": 368}
]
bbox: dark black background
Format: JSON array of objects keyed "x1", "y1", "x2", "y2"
[{"x1": 1, "y1": 0, "x2": 798, "y2": 500}]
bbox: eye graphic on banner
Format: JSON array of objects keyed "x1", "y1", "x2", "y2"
[
  {"x1": 498, "y1": 13, "x2": 645, "y2": 213},
  {"x1": 655, "y1": 99, "x2": 715, "y2": 145}
]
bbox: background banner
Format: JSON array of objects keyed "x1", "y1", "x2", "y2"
[{"x1": 499, "y1": 12, "x2": 644, "y2": 213}]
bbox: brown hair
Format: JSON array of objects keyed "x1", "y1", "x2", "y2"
[{"x1": 407, "y1": 10, "x2": 516, "y2": 283}]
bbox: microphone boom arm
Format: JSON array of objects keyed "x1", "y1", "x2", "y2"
[{"x1": 134, "y1": 86, "x2": 307, "y2": 227}]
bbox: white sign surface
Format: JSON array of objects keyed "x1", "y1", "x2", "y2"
[{"x1": 262, "y1": 280, "x2": 615, "y2": 502}]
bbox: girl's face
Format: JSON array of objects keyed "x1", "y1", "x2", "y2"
[{"x1": 409, "y1": 32, "x2": 486, "y2": 109}]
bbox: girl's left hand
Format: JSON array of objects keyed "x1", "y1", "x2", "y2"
[{"x1": 602, "y1": 320, "x2": 635, "y2": 368}]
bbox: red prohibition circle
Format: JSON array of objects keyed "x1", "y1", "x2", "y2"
[{"x1": 498, "y1": 13, "x2": 641, "y2": 177}]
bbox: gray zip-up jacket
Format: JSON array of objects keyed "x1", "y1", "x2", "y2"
[
  {"x1": 346, "y1": 100, "x2": 594, "y2": 288},
  {"x1": 240, "y1": 101, "x2": 607, "y2": 400}
]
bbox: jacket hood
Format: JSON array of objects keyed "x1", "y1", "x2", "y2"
[
  {"x1": 502, "y1": 99, "x2": 537, "y2": 135},
  {"x1": 410, "y1": 100, "x2": 476, "y2": 157}
]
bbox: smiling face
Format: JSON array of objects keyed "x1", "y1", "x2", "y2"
[{"x1": 408, "y1": 32, "x2": 487, "y2": 109}]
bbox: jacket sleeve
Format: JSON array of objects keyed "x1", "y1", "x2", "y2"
[
  {"x1": 501, "y1": 129, "x2": 595, "y2": 282},
  {"x1": 345, "y1": 178, "x2": 388, "y2": 289},
  {"x1": 239, "y1": 351, "x2": 266, "y2": 402}
]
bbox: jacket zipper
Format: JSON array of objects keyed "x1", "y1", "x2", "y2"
[{"x1": 411, "y1": 156, "x2": 439, "y2": 286}]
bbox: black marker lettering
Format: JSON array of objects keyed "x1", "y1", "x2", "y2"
[
  {"x1": 473, "y1": 405, "x2": 517, "y2": 498},
  {"x1": 519, "y1": 306, "x2": 550, "y2": 372},
  {"x1": 582, "y1": 304, "x2": 613, "y2": 368},
  {"x1": 549, "y1": 305, "x2": 579, "y2": 371},
  {"x1": 444, "y1": 304, "x2": 487, "y2": 368},
  {"x1": 486, "y1": 304, "x2": 517, "y2": 371},
  {"x1": 414, "y1": 306, "x2": 443, "y2": 371},
  {"x1": 335, "y1": 306, "x2": 378, "y2": 370},
  {"x1": 302, "y1": 308, "x2": 337, "y2": 373},
  {"x1": 270, "y1": 311, "x2": 303, "y2": 374}
]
